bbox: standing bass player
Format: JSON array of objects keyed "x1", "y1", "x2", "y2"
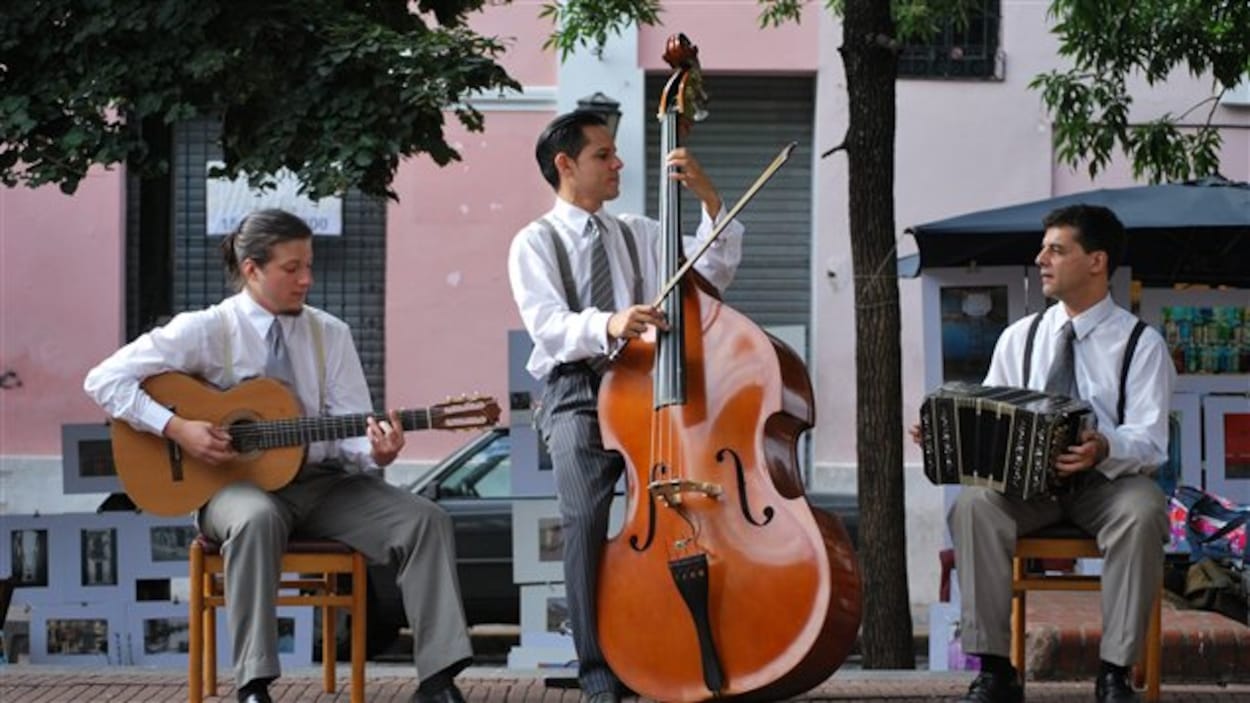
[{"x1": 84, "y1": 209, "x2": 472, "y2": 703}]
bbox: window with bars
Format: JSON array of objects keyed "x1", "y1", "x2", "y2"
[{"x1": 898, "y1": 0, "x2": 1001, "y2": 80}]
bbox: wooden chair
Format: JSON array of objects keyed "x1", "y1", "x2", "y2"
[
  {"x1": 1011, "y1": 521, "x2": 1162, "y2": 702},
  {"x1": 188, "y1": 535, "x2": 368, "y2": 703}
]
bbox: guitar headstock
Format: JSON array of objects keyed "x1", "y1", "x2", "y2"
[{"x1": 429, "y1": 396, "x2": 502, "y2": 430}]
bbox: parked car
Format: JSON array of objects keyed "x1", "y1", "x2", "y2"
[{"x1": 354, "y1": 427, "x2": 860, "y2": 658}]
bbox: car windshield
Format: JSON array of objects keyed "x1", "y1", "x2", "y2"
[{"x1": 438, "y1": 432, "x2": 511, "y2": 498}]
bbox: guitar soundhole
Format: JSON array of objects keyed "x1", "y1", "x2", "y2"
[{"x1": 228, "y1": 418, "x2": 261, "y2": 454}]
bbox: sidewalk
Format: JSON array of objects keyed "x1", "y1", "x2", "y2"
[
  {"x1": 2, "y1": 665, "x2": 1249, "y2": 702},
  {"x1": 2, "y1": 591, "x2": 1246, "y2": 702}
]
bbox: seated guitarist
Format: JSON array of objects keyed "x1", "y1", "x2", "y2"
[{"x1": 84, "y1": 209, "x2": 472, "y2": 703}]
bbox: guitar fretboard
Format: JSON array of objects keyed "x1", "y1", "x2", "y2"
[{"x1": 228, "y1": 409, "x2": 434, "y2": 451}]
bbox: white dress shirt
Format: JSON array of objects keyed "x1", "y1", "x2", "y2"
[
  {"x1": 984, "y1": 294, "x2": 1176, "y2": 480},
  {"x1": 84, "y1": 291, "x2": 377, "y2": 468},
  {"x1": 507, "y1": 197, "x2": 744, "y2": 379}
]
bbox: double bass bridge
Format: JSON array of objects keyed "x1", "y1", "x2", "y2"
[{"x1": 648, "y1": 478, "x2": 723, "y2": 506}]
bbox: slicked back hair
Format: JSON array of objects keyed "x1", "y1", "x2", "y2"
[
  {"x1": 1042, "y1": 204, "x2": 1127, "y2": 277},
  {"x1": 535, "y1": 110, "x2": 609, "y2": 190},
  {"x1": 220, "y1": 208, "x2": 313, "y2": 290}
]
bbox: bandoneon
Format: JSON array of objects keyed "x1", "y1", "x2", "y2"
[{"x1": 919, "y1": 382, "x2": 1095, "y2": 500}]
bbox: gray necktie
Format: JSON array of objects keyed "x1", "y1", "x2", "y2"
[
  {"x1": 588, "y1": 215, "x2": 615, "y2": 313},
  {"x1": 1044, "y1": 321, "x2": 1079, "y2": 399},
  {"x1": 265, "y1": 319, "x2": 298, "y2": 392}
]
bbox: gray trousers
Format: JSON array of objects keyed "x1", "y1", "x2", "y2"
[
  {"x1": 948, "y1": 473, "x2": 1167, "y2": 666},
  {"x1": 537, "y1": 364, "x2": 622, "y2": 695},
  {"x1": 198, "y1": 462, "x2": 473, "y2": 688}
]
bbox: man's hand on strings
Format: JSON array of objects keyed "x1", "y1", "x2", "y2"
[
  {"x1": 368, "y1": 410, "x2": 406, "y2": 467},
  {"x1": 666, "y1": 148, "x2": 722, "y2": 216},
  {"x1": 164, "y1": 416, "x2": 236, "y2": 466},
  {"x1": 608, "y1": 305, "x2": 668, "y2": 341}
]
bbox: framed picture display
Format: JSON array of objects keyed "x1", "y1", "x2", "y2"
[
  {"x1": 519, "y1": 582, "x2": 575, "y2": 645},
  {"x1": 2, "y1": 518, "x2": 51, "y2": 590},
  {"x1": 921, "y1": 266, "x2": 1045, "y2": 390},
  {"x1": 509, "y1": 330, "x2": 558, "y2": 497},
  {"x1": 1203, "y1": 395, "x2": 1250, "y2": 503},
  {"x1": 57, "y1": 513, "x2": 140, "y2": 604},
  {"x1": 511, "y1": 499, "x2": 565, "y2": 584},
  {"x1": 61, "y1": 423, "x2": 122, "y2": 495},
  {"x1": 30, "y1": 602, "x2": 122, "y2": 666},
  {"x1": 507, "y1": 582, "x2": 577, "y2": 670},
  {"x1": 1, "y1": 515, "x2": 69, "y2": 605},
  {"x1": 126, "y1": 601, "x2": 193, "y2": 667},
  {"x1": 214, "y1": 606, "x2": 312, "y2": 670},
  {"x1": 1139, "y1": 288, "x2": 1249, "y2": 394},
  {"x1": 124, "y1": 515, "x2": 198, "y2": 579},
  {"x1": 512, "y1": 497, "x2": 625, "y2": 585},
  {"x1": 1160, "y1": 393, "x2": 1203, "y2": 497}
]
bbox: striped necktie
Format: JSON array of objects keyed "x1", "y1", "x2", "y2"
[
  {"x1": 1044, "y1": 321, "x2": 1079, "y2": 399},
  {"x1": 588, "y1": 215, "x2": 615, "y2": 313}
]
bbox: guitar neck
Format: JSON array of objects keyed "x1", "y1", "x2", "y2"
[{"x1": 232, "y1": 408, "x2": 434, "y2": 451}]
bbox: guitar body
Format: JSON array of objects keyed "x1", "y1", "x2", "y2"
[{"x1": 110, "y1": 373, "x2": 306, "y2": 516}]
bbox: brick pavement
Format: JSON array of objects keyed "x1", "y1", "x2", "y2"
[
  {"x1": 2, "y1": 666, "x2": 1249, "y2": 702},
  {"x1": 3, "y1": 591, "x2": 1246, "y2": 702}
]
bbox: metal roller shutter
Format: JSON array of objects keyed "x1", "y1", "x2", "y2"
[{"x1": 644, "y1": 74, "x2": 814, "y2": 337}]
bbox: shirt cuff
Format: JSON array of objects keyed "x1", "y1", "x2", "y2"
[
  {"x1": 141, "y1": 404, "x2": 176, "y2": 437},
  {"x1": 593, "y1": 310, "x2": 614, "y2": 353}
]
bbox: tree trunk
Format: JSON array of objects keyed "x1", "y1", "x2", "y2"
[{"x1": 841, "y1": 0, "x2": 914, "y2": 669}]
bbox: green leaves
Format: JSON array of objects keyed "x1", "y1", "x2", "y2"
[
  {"x1": 541, "y1": 0, "x2": 663, "y2": 59},
  {"x1": 1035, "y1": 0, "x2": 1250, "y2": 183},
  {"x1": 0, "y1": 0, "x2": 519, "y2": 199}
]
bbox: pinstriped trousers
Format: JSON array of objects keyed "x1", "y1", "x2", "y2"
[
  {"x1": 537, "y1": 364, "x2": 623, "y2": 696},
  {"x1": 948, "y1": 473, "x2": 1167, "y2": 667}
]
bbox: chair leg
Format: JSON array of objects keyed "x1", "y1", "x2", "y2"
[
  {"x1": 1145, "y1": 585, "x2": 1162, "y2": 702},
  {"x1": 352, "y1": 552, "x2": 367, "y2": 703},
  {"x1": 323, "y1": 599, "x2": 336, "y2": 693},
  {"x1": 205, "y1": 573, "x2": 218, "y2": 697},
  {"x1": 189, "y1": 543, "x2": 204, "y2": 703},
  {"x1": 1010, "y1": 558, "x2": 1026, "y2": 683}
]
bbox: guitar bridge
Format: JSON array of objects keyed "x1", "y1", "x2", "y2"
[{"x1": 166, "y1": 439, "x2": 184, "y2": 481}]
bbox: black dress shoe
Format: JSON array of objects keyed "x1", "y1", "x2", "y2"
[
  {"x1": 957, "y1": 670, "x2": 1023, "y2": 703},
  {"x1": 410, "y1": 684, "x2": 467, "y2": 703},
  {"x1": 237, "y1": 680, "x2": 273, "y2": 703},
  {"x1": 1096, "y1": 668, "x2": 1140, "y2": 702}
]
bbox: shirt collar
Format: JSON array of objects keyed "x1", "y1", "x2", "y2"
[
  {"x1": 552, "y1": 198, "x2": 605, "y2": 239},
  {"x1": 234, "y1": 290, "x2": 285, "y2": 339},
  {"x1": 1057, "y1": 293, "x2": 1115, "y2": 341}
]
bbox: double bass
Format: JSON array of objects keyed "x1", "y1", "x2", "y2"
[{"x1": 595, "y1": 34, "x2": 863, "y2": 702}]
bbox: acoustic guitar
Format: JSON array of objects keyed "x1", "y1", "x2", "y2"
[{"x1": 109, "y1": 372, "x2": 501, "y2": 516}]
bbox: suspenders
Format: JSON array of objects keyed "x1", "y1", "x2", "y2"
[
  {"x1": 537, "y1": 216, "x2": 644, "y2": 311},
  {"x1": 1021, "y1": 311, "x2": 1148, "y2": 426}
]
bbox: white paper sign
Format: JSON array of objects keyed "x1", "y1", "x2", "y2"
[{"x1": 205, "y1": 161, "x2": 342, "y2": 236}]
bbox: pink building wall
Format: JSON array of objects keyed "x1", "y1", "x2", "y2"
[
  {"x1": 2, "y1": 0, "x2": 1246, "y2": 474},
  {"x1": 0, "y1": 168, "x2": 126, "y2": 454}
]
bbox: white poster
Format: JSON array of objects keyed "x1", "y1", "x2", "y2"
[{"x1": 205, "y1": 161, "x2": 342, "y2": 236}]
